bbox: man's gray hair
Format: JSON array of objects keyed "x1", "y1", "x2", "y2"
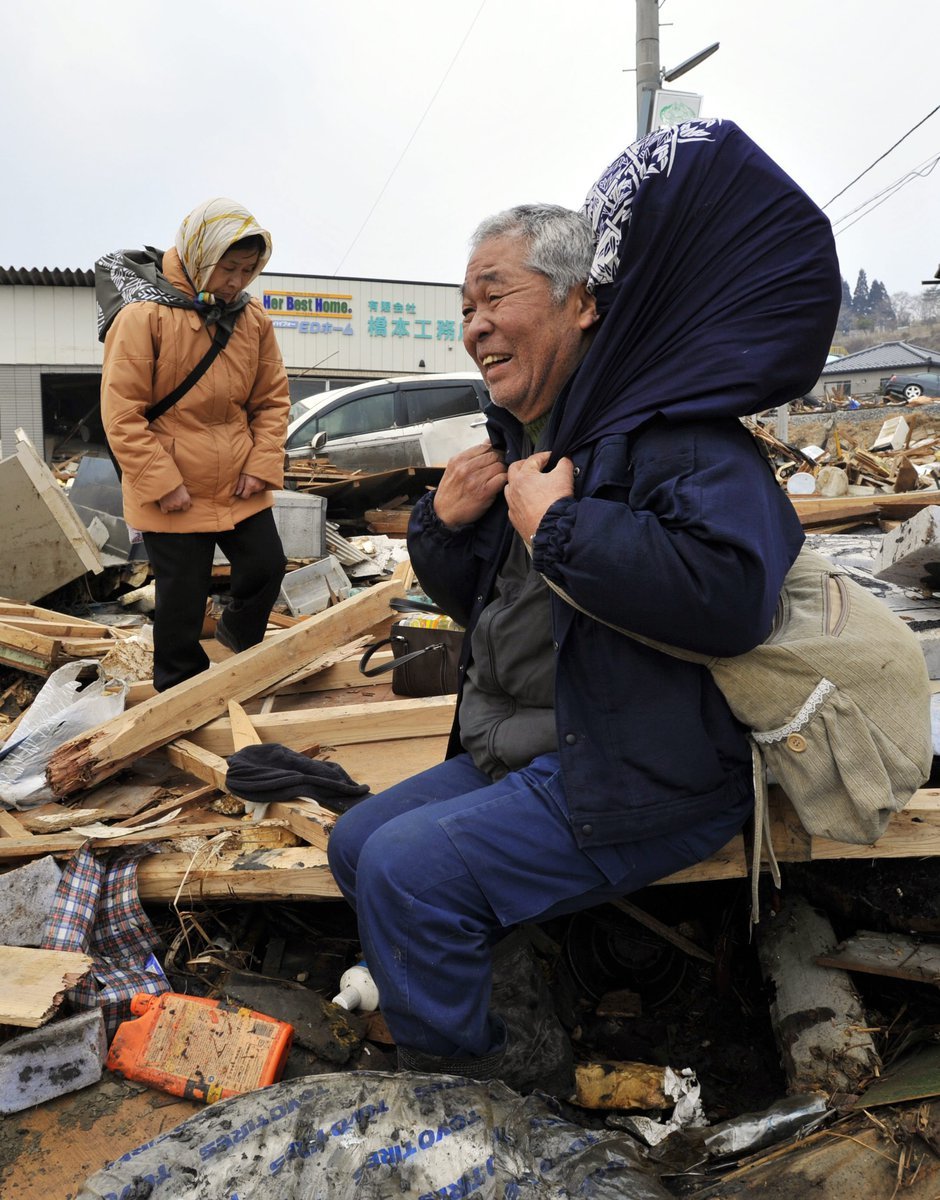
[{"x1": 469, "y1": 204, "x2": 595, "y2": 303}]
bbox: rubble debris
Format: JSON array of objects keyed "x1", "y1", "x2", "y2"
[
  {"x1": 756, "y1": 894, "x2": 880, "y2": 1097},
  {"x1": 220, "y1": 969, "x2": 366, "y2": 1064},
  {"x1": 45, "y1": 578, "x2": 405, "y2": 797},
  {"x1": 0, "y1": 430, "x2": 103, "y2": 603},
  {"x1": 874, "y1": 505, "x2": 940, "y2": 590},
  {"x1": 106, "y1": 991, "x2": 293, "y2": 1103},
  {"x1": 0, "y1": 855, "x2": 62, "y2": 945},
  {"x1": 0, "y1": 600, "x2": 126, "y2": 677},
  {"x1": 76, "y1": 1071, "x2": 673, "y2": 1200},
  {"x1": 0, "y1": 945, "x2": 94, "y2": 1026},
  {"x1": 816, "y1": 930, "x2": 940, "y2": 988},
  {"x1": 0, "y1": 1008, "x2": 107, "y2": 1114}
]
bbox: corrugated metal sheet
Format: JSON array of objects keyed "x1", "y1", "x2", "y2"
[
  {"x1": 0, "y1": 267, "x2": 93, "y2": 287},
  {"x1": 821, "y1": 340, "x2": 937, "y2": 374}
]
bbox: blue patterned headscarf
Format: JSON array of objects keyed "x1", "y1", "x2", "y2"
[{"x1": 548, "y1": 119, "x2": 841, "y2": 457}]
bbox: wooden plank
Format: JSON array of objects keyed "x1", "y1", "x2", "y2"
[
  {"x1": 0, "y1": 620, "x2": 59, "y2": 663},
  {"x1": 228, "y1": 699, "x2": 263, "y2": 749},
  {"x1": 136, "y1": 844, "x2": 341, "y2": 901},
  {"x1": 46, "y1": 578, "x2": 405, "y2": 797},
  {"x1": 0, "y1": 818, "x2": 292, "y2": 860},
  {"x1": 816, "y1": 931, "x2": 940, "y2": 987},
  {"x1": 790, "y1": 489, "x2": 940, "y2": 527},
  {"x1": 0, "y1": 809, "x2": 30, "y2": 838},
  {"x1": 120, "y1": 784, "x2": 219, "y2": 828},
  {"x1": 58, "y1": 637, "x2": 121, "y2": 657},
  {"x1": 0, "y1": 617, "x2": 112, "y2": 637},
  {"x1": 266, "y1": 799, "x2": 336, "y2": 851},
  {"x1": 326, "y1": 735, "x2": 447, "y2": 795},
  {"x1": 164, "y1": 740, "x2": 230, "y2": 790},
  {"x1": 0, "y1": 946, "x2": 94, "y2": 1027},
  {"x1": 187, "y1": 695, "x2": 457, "y2": 756}
]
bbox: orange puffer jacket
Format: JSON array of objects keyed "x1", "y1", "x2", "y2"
[{"x1": 101, "y1": 248, "x2": 290, "y2": 534}]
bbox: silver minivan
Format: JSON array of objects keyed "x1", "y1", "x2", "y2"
[{"x1": 284, "y1": 372, "x2": 489, "y2": 471}]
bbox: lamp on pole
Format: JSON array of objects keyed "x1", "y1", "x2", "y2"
[{"x1": 635, "y1": 0, "x2": 719, "y2": 139}]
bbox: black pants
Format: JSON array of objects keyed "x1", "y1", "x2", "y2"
[{"x1": 142, "y1": 508, "x2": 286, "y2": 692}]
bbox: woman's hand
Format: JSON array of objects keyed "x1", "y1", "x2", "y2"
[
  {"x1": 235, "y1": 473, "x2": 266, "y2": 499},
  {"x1": 506, "y1": 452, "x2": 574, "y2": 544},
  {"x1": 158, "y1": 484, "x2": 192, "y2": 514}
]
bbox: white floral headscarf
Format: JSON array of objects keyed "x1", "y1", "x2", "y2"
[{"x1": 175, "y1": 197, "x2": 272, "y2": 295}]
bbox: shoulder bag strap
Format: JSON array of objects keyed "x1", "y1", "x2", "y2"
[
  {"x1": 144, "y1": 321, "x2": 233, "y2": 425},
  {"x1": 523, "y1": 541, "x2": 714, "y2": 666}
]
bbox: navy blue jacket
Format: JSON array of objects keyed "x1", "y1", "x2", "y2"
[{"x1": 407, "y1": 407, "x2": 804, "y2": 848}]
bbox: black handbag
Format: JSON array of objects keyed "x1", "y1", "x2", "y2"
[{"x1": 359, "y1": 599, "x2": 463, "y2": 697}]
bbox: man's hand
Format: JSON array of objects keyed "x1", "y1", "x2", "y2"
[
  {"x1": 433, "y1": 442, "x2": 508, "y2": 528},
  {"x1": 506, "y1": 452, "x2": 574, "y2": 543},
  {"x1": 158, "y1": 483, "x2": 192, "y2": 514},
  {"x1": 235, "y1": 473, "x2": 266, "y2": 499}
]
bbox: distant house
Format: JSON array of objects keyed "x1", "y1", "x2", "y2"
[{"x1": 809, "y1": 341, "x2": 938, "y2": 401}]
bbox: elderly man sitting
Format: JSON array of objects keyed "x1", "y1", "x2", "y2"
[{"x1": 328, "y1": 120, "x2": 841, "y2": 1093}]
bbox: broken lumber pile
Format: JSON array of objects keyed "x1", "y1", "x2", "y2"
[
  {"x1": 0, "y1": 600, "x2": 127, "y2": 677},
  {"x1": 45, "y1": 577, "x2": 405, "y2": 797}
]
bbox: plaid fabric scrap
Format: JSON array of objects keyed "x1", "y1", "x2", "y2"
[{"x1": 41, "y1": 847, "x2": 168, "y2": 1037}]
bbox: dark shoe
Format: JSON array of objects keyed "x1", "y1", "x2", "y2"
[
  {"x1": 396, "y1": 932, "x2": 575, "y2": 1098},
  {"x1": 397, "y1": 1041, "x2": 506, "y2": 1081},
  {"x1": 490, "y1": 930, "x2": 575, "y2": 1097},
  {"x1": 215, "y1": 618, "x2": 240, "y2": 653}
]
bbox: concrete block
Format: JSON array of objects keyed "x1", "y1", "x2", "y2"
[
  {"x1": 0, "y1": 855, "x2": 62, "y2": 946},
  {"x1": 873, "y1": 507, "x2": 940, "y2": 590},
  {"x1": 0, "y1": 1008, "x2": 107, "y2": 1114}
]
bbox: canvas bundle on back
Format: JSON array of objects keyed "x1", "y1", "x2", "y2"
[
  {"x1": 711, "y1": 545, "x2": 932, "y2": 845},
  {"x1": 540, "y1": 543, "x2": 933, "y2": 852}
]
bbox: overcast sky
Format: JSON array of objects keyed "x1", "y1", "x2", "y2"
[{"x1": 3, "y1": 0, "x2": 937, "y2": 299}]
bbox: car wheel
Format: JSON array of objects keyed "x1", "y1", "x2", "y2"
[{"x1": 904, "y1": 384, "x2": 925, "y2": 400}]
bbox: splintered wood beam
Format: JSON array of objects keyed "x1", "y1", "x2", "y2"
[
  {"x1": 266, "y1": 799, "x2": 336, "y2": 851},
  {"x1": 135, "y1": 844, "x2": 342, "y2": 902},
  {"x1": 228, "y1": 700, "x2": 263, "y2": 749},
  {"x1": 164, "y1": 741, "x2": 230, "y2": 791},
  {"x1": 184, "y1": 695, "x2": 457, "y2": 756},
  {"x1": 45, "y1": 579, "x2": 405, "y2": 798}
]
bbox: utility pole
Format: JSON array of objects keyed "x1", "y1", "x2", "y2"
[{"x1": 635, "y1": 0, "x2": 660, "y2": 141}]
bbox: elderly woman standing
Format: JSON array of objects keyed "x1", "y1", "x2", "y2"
[{"x1": 98, "y1": 198, "x2": 290, "y2": 692}]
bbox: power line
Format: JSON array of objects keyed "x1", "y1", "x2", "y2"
[
  {"x1": 822, "y1": 103, "x2": 940, "y2": 210},
  {"x1": 333, "y1": 2, "x2": 487, "y2": 274},
  {"x1": 830, "y1": 151, "x2": 940, "y2": 236}
]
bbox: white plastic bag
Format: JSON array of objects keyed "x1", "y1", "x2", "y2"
[{"x1": 0, "y1": 660, "x2": 126, "y2": 807}]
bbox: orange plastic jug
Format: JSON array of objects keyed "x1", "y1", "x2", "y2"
[{"x1": 106, "y1": 992, "x2": 293, "y2": 1104}]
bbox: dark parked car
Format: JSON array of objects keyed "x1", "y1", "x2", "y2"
[{"x1": 882, "y1": 371, "x2": 940, "y2": 403}]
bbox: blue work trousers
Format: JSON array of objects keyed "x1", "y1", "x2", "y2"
[{"x1": 327, "y1": 751, "x2": 751, "y2": 1058}]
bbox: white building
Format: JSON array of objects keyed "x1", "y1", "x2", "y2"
[{"x1": 0, "y1": 265, "x2": 475, "y2": 459}]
